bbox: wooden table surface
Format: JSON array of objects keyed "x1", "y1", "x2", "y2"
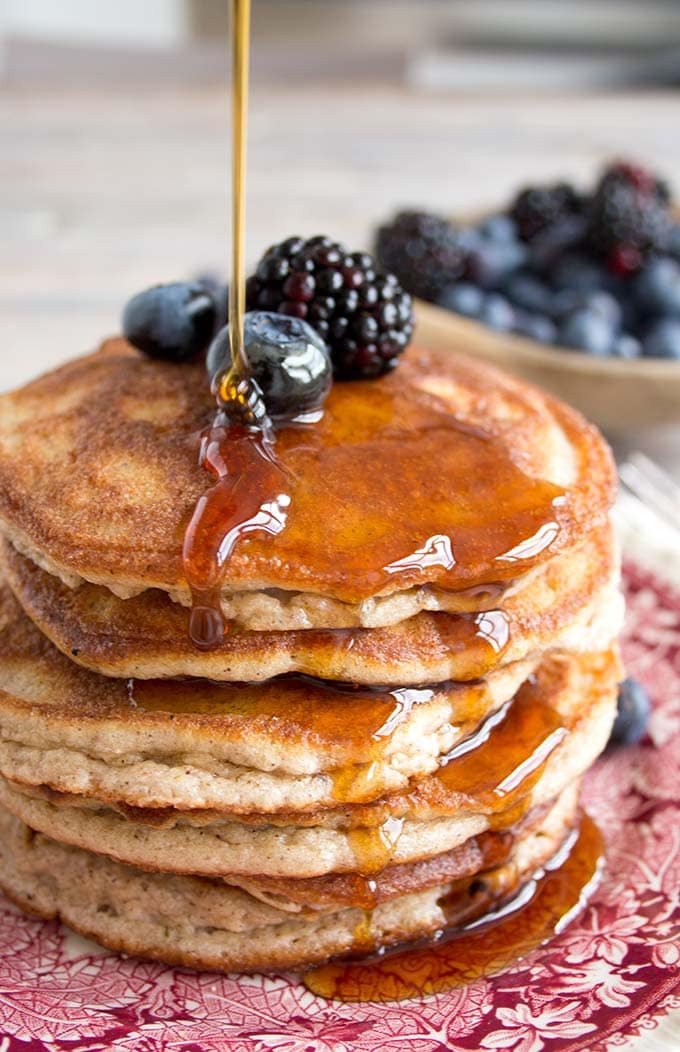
[
  {"x1": 1, "y1": 81, "x2": 679, "y2": 1051},
  {"x1": 1, "y1": 84, "x2": 679, "y2": 372},
  {"x1": 3, "y1": 82, "x2": 680, "y2": 474}
]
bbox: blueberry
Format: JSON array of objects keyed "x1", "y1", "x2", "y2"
[
  {"x1": 634, "y1": 257, "x2": 680, "y2": 317},
  {"x1": 558, "y1": 308, "x2": 614, "y2": 356},
  {"x1": 478, "y1": 214, "x2": 518, "y2": 243},
  {"x1": 206, "y1": 311, "x2": 332, "y2": 420},
  {"x1": 192, "y1": 269, "x2": 222, "y2": 292},
  {"x1": 514, "y1": 311, "x2": 557, "y2": 343},
  {"x1": 466, "y1": 240, "x2": 527, "y2": 290},
  {"x1": 611, "y1": 333, "x2": 642, "y2": 358},
  {"x1": 503, "y1": 272, "x2": 554, "y2": 314},
  {"x1": 437, "y1": 282, "x2": 484, "y2": 318},
  {"x1": 479, "y1": 293, "x2": 516, "y2": 332},
  {"x1": 551, "y1": 283, "x2": 623, "y2": 323},
  {"x1": 123, "y1": 282, "x2": 218, "y2": 362},
  {"x1": 642, "y1": 318, "x2": 680, "y2": 359},
  {"x1": 550, "y1": 253, "x2": 604, "y2": 294},
  {"x1": 457, "y1": 226, "x2": 484, "y2": 253},
  {"x1": 552, "y1": 288, "x2": 588, "y2": 320},
  {"x1": 610, "y1": 282, "x2": 640, "y2": 332},
  {"x1": 666, "y1": 225, "x2": 680, "y2": 261},
  {"x1": 583, "y1": 291, "x2": 623, "y2": 330},
  {"x1": 608, "y1": 677, "x2": 650, "y2": 747},
  {"x1": 552, "y1": 287, "x2": 624, "y2": 330}
]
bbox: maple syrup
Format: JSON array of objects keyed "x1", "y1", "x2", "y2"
[
  {"x1": 431, "y1": 679, "x2": 568, "y2": 816},
  {"x1": 301, "y1": 827, "x2": 515, "y2": 912},
  {"x1": 344, "y1": 817, "x2": 406, "y2": 877},
  {"x1": 184, "y1": 364, "x2": 568, "y2": 648},
  {"x1": 128, "y1": 654, "x2": 574, "y2": 831},
  {"x1": 226, "y1": 0, "x2": 250, "y2": 382},
  {"x1": 178, "y1": 0, "x2": 568, "y2": 648},
  {"x1": 126, "y1": 673, "x2": 447, "y2": 769},
  {"x1": 214, "y1": 394, "x2": 567, "y2": 606},
  {"x1": 182, "y1": 419, "x2": 288, "y2": 649},
  {"x1": 327, "y1": 671, "x2": 569, "y2": 882},
  {"x1": 175, "y1": 0, "x2": 572, "y2": 652},
  {"x1": 327, "y1": 670, "x2": 572, "y2": 834},
  {"x1": 303, "y1": 812, "x2": 604, "y2": 1002}
]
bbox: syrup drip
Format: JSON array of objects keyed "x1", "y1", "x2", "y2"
[
  {"x1": 182, "y1": 381, "x2": 567, "y2": 648},
  {"x1": 345, "y1": 817, "x2": 406, "y2": 877},
  {"x1": 227, "y1": 0, "x2": 250, "y2": 377},
  {"x1": 303, "y1": 813, "x2": 604, "y2": 1002},
  {"x1": 351, "y1": 911, "x2": 377, "y2": 959},
  {"x1": 328, "y1": 676, "x2": 567, "y2": 882},
  {"x1": 432, "y1": 683, "x2": 568, "y2": 812},
  {"x1": 180, "y1": 0, "x2": 296, "y2": 650},
  {"x1": 474, "y1": 609, "x2": 510, "y2": 655},
  {"x1": 325, "y1": 676, "x2": 570, "y2": 830},
  {"x1": 125, "y1": 674, "x2": 451, "y2": 767},
  {"x1": 295, "y1": 828, "x2": 516, "y2": 914},
  {"x1": 182, "y1": 420, "x2": 289, "y2": 649}
]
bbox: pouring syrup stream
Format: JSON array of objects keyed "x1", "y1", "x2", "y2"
[
  {"x1": 225, "y1": 0, "x2": 250, "y2": 386},
  {"x1": 183, "y1": 0, "x2": 289, "y2": 650}
]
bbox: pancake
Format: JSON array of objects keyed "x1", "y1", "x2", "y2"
[
  {"x1": 0, "y1": 340, "x2": 616, "y2": 627},
  {"x1": 0, "y1": 787, "x2": 580, "y2": 973},
  {"x1": 0, "y1": 649, "x2": 619, "y2": 877},
  {"x1": 2, "y1": 526, "x2": 622, "y2": 684},
  {"x1": 212, "y1": 794, "x2": 570, "y2": 913},
  {"x1": 0, "y1": 334, "x2": 620, "y2": 974},
  {"x1": 232, "y1": 824, "x2": 522, "y2": 913},
  {"x1": 0, "y1": 572, "x2": 538, "y2": 810}
]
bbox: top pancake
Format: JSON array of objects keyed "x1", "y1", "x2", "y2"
[{"x1": 0, "y1": 339, "x2": 615, "y2": 616}]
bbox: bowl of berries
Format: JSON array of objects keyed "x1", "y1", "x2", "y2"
[{"x1": 374, "y1": 162, "x2": 680, "y2": 430}]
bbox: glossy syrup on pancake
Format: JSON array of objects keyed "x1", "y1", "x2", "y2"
[
  {"x1": 431, "y1": 674, "x2": 568, "y2": 812},
  {"x1": 324, "y1": 672, "x2": 569, "y2": 882},
  {"x1": 309, "y1": 685, "x2": 592, "y2": 1000},
  {"x1": 127, "y1": 672, "x2": 446, "y2": 764},
  {"x1": 254, "y1": 827, "x2": 516, "y2": 912},
  {"x1": 180, "y1": 14, "x2": 570, "y2": 649},
  {"x1": 125, "y1": 660, "x2": 561, "y2": 826},
  {"x1": 304, "y1": 812, "x2": 603, "y2": 1002},
  {"x1": 182, "y1": 370, "x2": 567, "y2": 649},
  {"x1": 182, "y1": 418, "x2": 289, "y2": 649}
]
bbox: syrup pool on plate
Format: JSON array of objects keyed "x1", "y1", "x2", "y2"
[{"x1": 303, "y1": 813, "x2": 604, "y2": 1003}]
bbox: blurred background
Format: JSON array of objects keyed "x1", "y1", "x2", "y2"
[{"x1": 2, "y1": 0, "x2": 680, "y2": 469}]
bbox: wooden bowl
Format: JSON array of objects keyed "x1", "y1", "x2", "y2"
[{"x1": 415, "y1": 298, "x2": 680, "y2": 431}]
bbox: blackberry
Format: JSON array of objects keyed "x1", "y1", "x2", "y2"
[
  {"x1": 510, "y1": 182, "x2": 582, "y2": 242},
  {"x1": 587, "y1": 163, "x2": 671, "y2": 274},
  {"x1": 600, "y1": 161, "x2": 669, "y2": 204},
  {"x1": 373, "y1": 210, "x2": 467, "y2": 302},
  {"x1": 246, "y1": 236, "x2": 414, "y2": 379}
]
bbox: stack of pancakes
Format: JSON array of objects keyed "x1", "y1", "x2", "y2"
[{"x1": 0, "y1": 339, "x2": 622, "y2": 972}]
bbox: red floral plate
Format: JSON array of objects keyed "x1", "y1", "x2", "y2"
[{"x1": 1, "y1": 562, "x2": 679, "y2": 1052}]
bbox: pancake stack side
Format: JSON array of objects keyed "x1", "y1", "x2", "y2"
[{"x1": 0, "y1": 341, "x2": 622, "y2": 972}]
